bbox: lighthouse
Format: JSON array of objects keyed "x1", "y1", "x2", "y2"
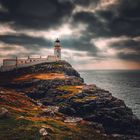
[{"x1": 54, "y1": 38, "x2": 61, "y2": 60}]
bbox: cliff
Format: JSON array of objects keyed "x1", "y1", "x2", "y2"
[{"x1": 0, "y1": 61, "x2": 140, "y2": 140}]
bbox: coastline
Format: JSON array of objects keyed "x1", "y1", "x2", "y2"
[
  {"x1": 79, "y1": 69, "x2": 140, "y2": 118},
  {"x1": 0, "y1": 61, "x2": 140, "y2": 140}
]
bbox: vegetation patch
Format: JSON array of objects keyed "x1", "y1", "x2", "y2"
[
  {"x1": 13, "y1": 73, "x2": 66, "y2": 81},
  {"x1": 0, "y1": 117, "x2": 40, "y2": 140},
  {"x1": 73, "y1": 96, "x2": 97, "y2": 103},
  {"x1": 57, "y1": 85, "x2": 83, "y2": 98}
]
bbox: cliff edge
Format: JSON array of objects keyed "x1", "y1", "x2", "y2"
[{"x1": 0, "y1": 61, "x2": 140, "y2": 140}]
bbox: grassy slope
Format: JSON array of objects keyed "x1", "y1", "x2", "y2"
[
  {"x1": 0, "y1": 62, "x2": 117, "y2": 140},
  {"x1": 0, "y1": 88, "x2": 115, "y2": 140}
]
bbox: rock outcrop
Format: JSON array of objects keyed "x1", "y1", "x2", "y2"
[{"x1": 0, "y1": 60, "x2": 140, "y2": 140}]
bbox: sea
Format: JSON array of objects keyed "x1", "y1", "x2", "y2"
[{"x1": 79, "y1": 70, "x2": 140, "y2": 118}]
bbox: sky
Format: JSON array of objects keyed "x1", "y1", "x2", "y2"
[{"x1": 0, "y1": 0, "x2": 140, "y2": 70}]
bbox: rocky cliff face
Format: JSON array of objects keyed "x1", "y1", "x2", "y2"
[{"x1": 0, "y1": 61, "x2": 140, "y2": 140}]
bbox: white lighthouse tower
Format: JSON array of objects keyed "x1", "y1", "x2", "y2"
[{"x1": 54, "y1": 38, "x2": 61, "y2": 60}]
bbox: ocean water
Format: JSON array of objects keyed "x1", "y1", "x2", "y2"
[{"x1": 79, "y1": 70, "x2": 140, "y2": 118}]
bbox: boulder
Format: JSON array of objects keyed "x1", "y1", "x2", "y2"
[
  {"x1": 37, "y1": 106, "x2": 60, "y2": 117},
  {"x1": 0, "y1": 107, "x2": 10, "y2": 119},
  {"x1": 39, "y1": 128, "x2": 48, "y2": 136},
  {"x1": 64, "y1": 117, "x2": 83, "y2": 123}
]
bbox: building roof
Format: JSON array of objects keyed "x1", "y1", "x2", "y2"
[{"x1": 55, "y1": 38, "x2": 60, "y2": 43}]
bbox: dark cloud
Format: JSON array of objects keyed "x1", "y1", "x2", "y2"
[
  {"x1": 109, "y1": 38, "x2": 140, "y2": 62},
  {"x1": 0, "y1": 0, "x2": 74, "y2": 29},
  {"x1": 108, "y1": 17, "x2": 140, "y2": 37},
  {"x1": 73, "y1": 0, "x2": 100, "y2": 7},
  {"x1": 99, "y1": 0, "x2": 140, "y2": 37},
  {"x1": 110, "y1": 39, "x2": 140, "y2": 52},
  {"x1": 0, "y1": 34, "x2": 52, "y2": 48},
  {"x1": 117, "y1": 53, "x2": 140, "y2": 62},
  {"x1": 72, "y1": 0, "x2": 140, "y2": 37},
  {"x1": 96, "y1": 10, "x2": 115, "y2": 21},
  {"x1": 61, "y1": 36, "x2": 98, "y2": 55},
  {"x1": 72, "y1": 11, "x2": 110, "y2": 37},
  {"x1": 119, "y1": 0, "x2": 140, "y2": 18}
]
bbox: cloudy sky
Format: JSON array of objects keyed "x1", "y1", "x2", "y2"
[{"x1": 0, "y1": 0, "x2": 140, "y2": 69}]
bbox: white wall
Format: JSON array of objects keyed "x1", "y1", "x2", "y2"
[
  {"x1": 0, "y1": 58, "x2": 58, "y2": 72},
  {"x1": 3, "y1": 60, "x2": 17, "y2": 66}
]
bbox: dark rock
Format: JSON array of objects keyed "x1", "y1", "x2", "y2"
[
  {"x1": 59, "y1": 106, "x2": 76, "y2": 116},
  {"x1": 89, "y1": 122, "x2": 105, "y2": 133}
]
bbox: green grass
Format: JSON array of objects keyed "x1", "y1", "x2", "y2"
[{"x1": 0, "y1": 118, "x2": 40, "y2": 140}]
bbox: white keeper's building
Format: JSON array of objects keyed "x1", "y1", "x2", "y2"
[{"x1": 0, "y1": 39, "x2": 62, "y2": 71}]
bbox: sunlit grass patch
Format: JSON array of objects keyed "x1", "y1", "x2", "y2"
[
  {"x1": 57, "y1": 85, "x2": 84, "y2": 98},
  {"x1": 73, "y1": 96, "x2": 97, "y2": 103},
  {"x1": 21, "y1": 116, "x2": 81, "y2": 137},
  {"x1": 0, "y1": 88, "x2": 41, "y2": 118},
  {"x1": 14, "y1": 73, "x2": 66, "y2": 81}
]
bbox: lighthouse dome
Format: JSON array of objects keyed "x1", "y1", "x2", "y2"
[{"x1": 55, "y1": 38, "x2": 60, "y2": 43}]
